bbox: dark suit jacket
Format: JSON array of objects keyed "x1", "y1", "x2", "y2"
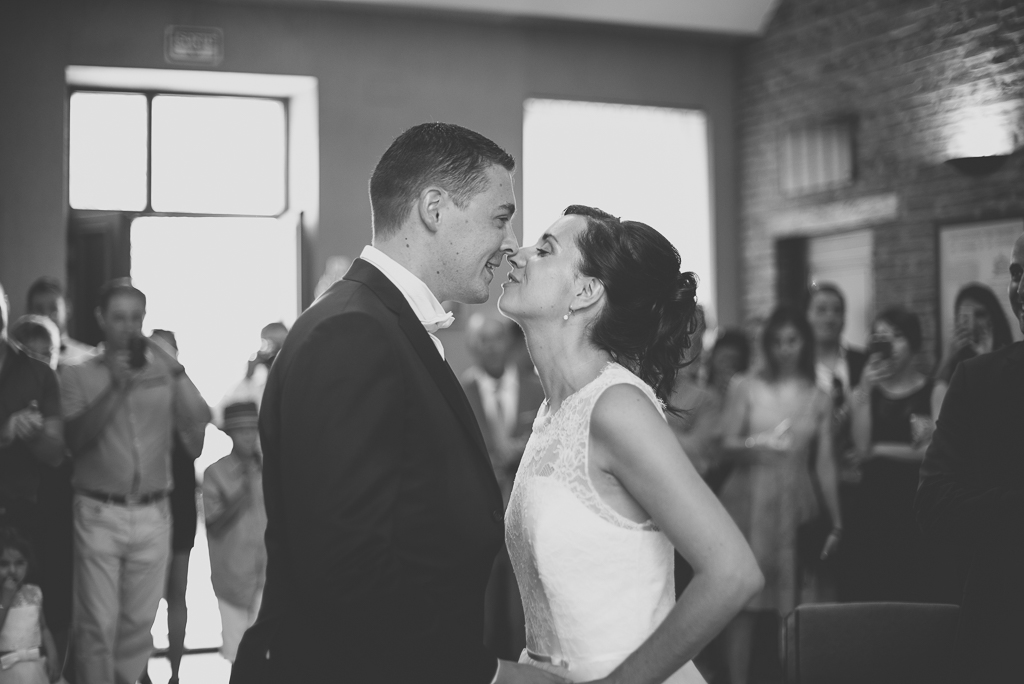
[
  {"x1": 916, "y1": 341, "x2": 1024, "y2": 683},
  {"x1": 232, "y1": 259, "x2": 505, "y2": 684},
  {"x1": 461, "y1": 366, "x2": 545, "y2": 506}
]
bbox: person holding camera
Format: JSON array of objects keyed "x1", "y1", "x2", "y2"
[
  {"x1": 930, "y1": 283, "x2": 1013, "y2": 417},
  {"x1": 847, "y1": 306, "x2": 937, "y2": 602},
  {"x1": 59, "y1": 279, "x2": 210, "y2": 684}
]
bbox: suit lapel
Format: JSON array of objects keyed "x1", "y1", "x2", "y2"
[{"x1": 344, "y1": 259, "x2": 494, "y2": 470}]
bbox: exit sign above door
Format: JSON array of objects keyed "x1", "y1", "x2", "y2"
[{"x1": 164, "y1": 26, "x2": 224, "y2": 66}]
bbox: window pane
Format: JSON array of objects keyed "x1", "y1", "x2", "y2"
[
  {"x1": 523, "y1": 99, "x2": 714, "y2": 322},
  {"x1": 152, "y1": 95, "x2": 286, "y2": 215},
  {"x1": 69, "y1": 92, "x2": 148, "y2": 211}
]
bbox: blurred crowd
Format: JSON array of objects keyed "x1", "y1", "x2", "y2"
[
  {"x1": 0, "y1": 262, "x2": 1019, "y2": 684},
  {"x1": 0, "y1": 276, "x2": 282, "y2": 684}
]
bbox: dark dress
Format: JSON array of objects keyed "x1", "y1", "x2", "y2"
[
  {"x1": 849, "y1": 379, "x2": 939, "y2": 602},
  {"x1": 169, "y1": 435, "x2": 198, "y2": 552}
]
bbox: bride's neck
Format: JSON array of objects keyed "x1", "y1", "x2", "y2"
[{"x1": 522, "y1": 319, "x2": 612, "y2": 412}]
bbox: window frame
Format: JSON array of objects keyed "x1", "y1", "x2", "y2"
[{"x1": 68, "y1": 86, "x2": 291, "y2": 219}]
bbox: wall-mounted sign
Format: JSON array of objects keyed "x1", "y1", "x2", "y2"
[{"x1": 164, "y1": 26, "x2": 223, "y2": 66}]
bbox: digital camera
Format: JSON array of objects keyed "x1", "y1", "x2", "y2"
[{"x1": 127, "y1": 336, "x2": 148, "y2": 369}]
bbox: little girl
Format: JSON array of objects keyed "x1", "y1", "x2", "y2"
[{"x1": 0, "y1": 529, "x2": 60, "y2": 684}]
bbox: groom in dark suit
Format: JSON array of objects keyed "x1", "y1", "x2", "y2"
[
  {"x1": 917, "y1": 232, "x2": 1024, "y2": 683},
  {"x1": 231, "y1": 123, "x2": 566, "y2": 684}
]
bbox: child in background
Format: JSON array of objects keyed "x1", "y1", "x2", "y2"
[
  {"x1": 8, "y1": 317, "x2": 60, "y2": 371},
  {"x1": 202, "y1": 402, "x2": 266, "y2": 663},
  {"x1": 0, "y1": 528, "x2": 60, "y2": 684}
]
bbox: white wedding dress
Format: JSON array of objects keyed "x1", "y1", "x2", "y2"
[{"x1": 506, "y1": 363, "x2": 706, "y2": 683}]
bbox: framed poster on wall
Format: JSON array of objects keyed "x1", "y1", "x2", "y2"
[{"x1": 938, "y1": 217, "x2": 1024, "y2": 350}]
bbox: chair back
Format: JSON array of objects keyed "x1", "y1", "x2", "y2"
[{"x1": 784, "y1": 602, "x2": 959, "y2": 684}]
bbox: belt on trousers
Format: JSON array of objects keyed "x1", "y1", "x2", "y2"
[
  {"x1": 0, "y1": 647, "x2": 42, "y2": 670},
  {"x1": 527, "y1": 650, "x2": 569, "y2": 669},
  {"x1": 78, "y1": 489, "x2": 169, "y2": 506}
]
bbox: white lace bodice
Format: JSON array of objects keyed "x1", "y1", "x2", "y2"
[{"x1": 506, "y1": 363, "x2": 706, "y2": 683}]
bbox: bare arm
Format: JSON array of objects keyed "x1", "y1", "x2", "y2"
[
  {"x1": 931, "y1": 381, "x2": 948, "y2": 419},
  {"x1": 586, "y1": 385, "x2": 763, "y2": 684}
]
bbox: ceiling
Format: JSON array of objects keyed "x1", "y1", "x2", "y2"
[{"x1": 265, "y1": 0, "x2": 781, "y2": 35}]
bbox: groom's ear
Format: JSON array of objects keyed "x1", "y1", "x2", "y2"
[
  {"x1": 574, "y1": 276, "x2": 605, "y2": 312},
  {"x1": 417, "y1": 187, "x2": 445, "y2": 234}
]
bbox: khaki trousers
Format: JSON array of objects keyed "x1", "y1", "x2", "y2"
[{"x1": 72, "y1": 494, "x2": 170, "y2": 684}]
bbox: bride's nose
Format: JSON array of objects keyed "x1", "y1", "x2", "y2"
[{"x1": 508, "y1": 248, "x2": 527, "y2": 268}]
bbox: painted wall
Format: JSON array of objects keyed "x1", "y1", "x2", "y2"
[{"x1": 0, "y1": 0, "x2": 743, "y2": 373}]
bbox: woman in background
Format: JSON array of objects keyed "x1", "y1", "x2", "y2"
[
  {"x1": 849, "y1": 306, "x2": 937, "y2": 602},
  {"x1": 931, "y1": 283, "x2": 1013, "y2": 416},
  {"x1": 717, "y1": 306, "x2": 840, "y2": 684}
]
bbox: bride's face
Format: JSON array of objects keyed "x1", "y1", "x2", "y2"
[{"x1": 498, "y1": 214, "x2": 588, "y2": 324}]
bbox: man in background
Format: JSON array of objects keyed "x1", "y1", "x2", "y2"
[
  {"x1": 461, "y1": 314, "x2": 544, "y2": 661},
  {"x1": 916, "y1": 232, "x2": 1024, "y2": 683},
  {"x1": 0, "y1": 278, "x2": 65, "y2": 547},
  {"x1": 60, "y1": 278, "x2": 210, "y2": 684},
  {"x1": 26, "y1": 276, "x2": 95, "y2": 367}
]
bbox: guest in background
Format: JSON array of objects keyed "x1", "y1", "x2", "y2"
[
  {"x1": 11, "y1": 303, "x2": 75, "y2": 679},
  {"x1": 0, "y1": 278, "x2": 64, "y2": 583},
  {"x1": 804, "y1": 282, "x2": 867, "y2": 602},
  {"x1": 25, "y1": 277, "x2": 95, "y2": 368},
  {"x1": 705, "y1": 329, "x2": 750, "y2": 401},
  {"x1": 717, "y1": 305, "x2": 840, "y2": 684},
  {"x1": 0, "y1": 527, "x2": 61, "y2": 684},
  {"x1": 60, "y1": 279, "x2": 210, "y2": 684},
  {"x1": 665, "y1": 306, "x2": 716, "y2": 476},
  {"x1": 848, "y1": 306, "x2": 938, "y2": 602},
  {"x1": 461, "y1": 314, "x2": 543, "y2": 660},
  {"x1": 144, "y1": 330, "x2": 198, "y2": 684},
  {"x1": 931, "y1": 282, "x2": 1013, "y2": 416},
  {"x1": 202, "y1": 401, "x2": 266, "y2": 664},
  {"x1": 9, "y1": 316, "x2": 60, "y2": 370},
  {"x1": 917, "y1": 232, "x2": 1024, "y2": 682},
  {"x1": 220, "y1": 322, "x2": 288, "y2": 413}
]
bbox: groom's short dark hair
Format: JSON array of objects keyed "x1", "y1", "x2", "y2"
[{"x1": 369, "y1": 122, "x2": 515, "y2": 240}]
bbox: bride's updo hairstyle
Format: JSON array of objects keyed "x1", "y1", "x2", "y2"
[{"x1": 566, "y1": 205, "x2": 701, "y2": 411}]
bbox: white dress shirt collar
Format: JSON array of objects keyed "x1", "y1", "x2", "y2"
[{"x1": 360, "y1": 245, "x2": 454, "y2": 358}]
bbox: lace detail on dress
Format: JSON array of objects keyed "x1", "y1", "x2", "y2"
[
  {"x1": 517, "y1": 363, "x2": 664, "y2": 531},
  {"x1": 10, "y1": 584, "x2": 42, "y2": 608}
]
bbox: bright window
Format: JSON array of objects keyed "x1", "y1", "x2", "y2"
[
  {"x1": 69, "y1": 92, "x2": 149, "y2": 211},
  {"x1": 130, "y1": 216, "x2": 298, "y2": 408},
  {"x1": 152, "y1": 96, "x2": 286, "y2": 215},
  {"x1": 523, "y1": 99, "x2": 715, "y2": 321}
]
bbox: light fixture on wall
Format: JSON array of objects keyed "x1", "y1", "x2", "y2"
[
  {"x1": 945, "y1": 154, "x2": 1011, "y2": 176},
  {"x1": 945, "y1": 104, "x2": 1019, "y2": 176}
]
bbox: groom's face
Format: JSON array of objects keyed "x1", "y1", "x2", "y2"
[{"x1": 437, "y1": 164, "x2": 518, "y2": 304}]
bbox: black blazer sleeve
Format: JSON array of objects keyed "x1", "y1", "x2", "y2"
[{"x1": 916, "y1": 360, "x2": 1024, "y2": 547}]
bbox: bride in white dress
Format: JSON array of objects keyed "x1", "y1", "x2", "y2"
[{"x1": 497, "y1": 205, "x2": 763, "y2": 684}]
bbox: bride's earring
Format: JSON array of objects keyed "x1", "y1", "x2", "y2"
[{"x1": 563, "y1": 307, "x2": 574, "y2": 321}]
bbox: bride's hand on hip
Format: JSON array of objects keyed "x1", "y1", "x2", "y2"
[{"x1": 495, "y1": 660, "x2": 572, "y2": 684}]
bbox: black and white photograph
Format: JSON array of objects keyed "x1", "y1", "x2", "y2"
[{"x1": 1, "y1": 1, "x2": 1022, "y2": 683}]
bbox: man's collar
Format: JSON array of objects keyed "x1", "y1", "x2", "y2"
[{"x1": 360, "y1": 245, "x2": 454, "y2": 332}]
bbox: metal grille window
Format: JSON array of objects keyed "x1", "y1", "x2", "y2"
[{"x1": 779, "y1": 120, "x2": 855, "y2": 197}]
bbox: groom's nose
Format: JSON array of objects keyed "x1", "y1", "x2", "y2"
[{"x1": 499, "y1": 222, "x2": 519, "y2": 255}]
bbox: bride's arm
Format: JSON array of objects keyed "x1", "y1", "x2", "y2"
[{"x1": 585, "y1": 385, "x2": 764, "y2": 684}]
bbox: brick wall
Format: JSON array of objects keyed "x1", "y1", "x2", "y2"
[{"x1": 739, "y1": 0, "x2": 1024, "y2": 365}]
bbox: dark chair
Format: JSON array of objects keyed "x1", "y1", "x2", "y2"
[{"x1": 784, "y1": 602, "x2": 959, "y2": 684}]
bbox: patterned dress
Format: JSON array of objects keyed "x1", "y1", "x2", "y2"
[
  {"x1": 718, "y1": 374, "x2": 828, "y2": 614},
  {"x1": 0, "y1": 584, "x2": 49, "y2": 684}
]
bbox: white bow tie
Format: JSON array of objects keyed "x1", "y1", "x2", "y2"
[{"x1": 421, "y1": 311, "x2": 455, "y2": 334}]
